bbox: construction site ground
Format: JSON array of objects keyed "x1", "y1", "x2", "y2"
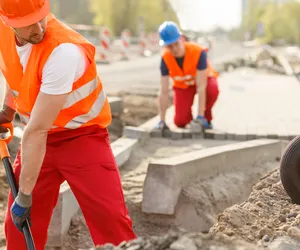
[
  {"x1": 1, "y1": 42, "x2": 300, "y2": 249},
  {"x1": 94, "y1": 166, "x2": 300, "y2": 250},
  {"x1": 61, "y1": 137, "x2": 238, "y2": 250}
]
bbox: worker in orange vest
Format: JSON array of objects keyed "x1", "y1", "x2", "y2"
[
  {"x1": 155, "y1": 21, "x2": 219, "y2": 131},
  {"x1": 0, "y1": 0, "x2": 136, "y2": 249}
]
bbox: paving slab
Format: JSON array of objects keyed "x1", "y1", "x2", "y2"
[
  {"x1": 213, "y1": 68, "x2": 300, "y2": 139},
  {"x1": 142, "y1": 139, "x2": 282, "y2": 215},
  {"x1": 123, "y1": 126, "x2": 149, "y2": 141},
  {"x1": 141, "y1": 68, "x2": 300, "y2": 141}
]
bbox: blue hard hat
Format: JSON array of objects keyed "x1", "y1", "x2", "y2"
[{"x1": 158, "y1": 21, "x2": 181, "y2": 46}]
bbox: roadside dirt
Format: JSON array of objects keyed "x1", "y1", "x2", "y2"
[
  {"x1": 93, "y1": 167, "x2": 300, "y2": 250},
  {"x1": 209, "y1": 168, "x2": 300, "y2": 248},
  {"x1": 107, "y1": 94, "x2": 159, "y2": 142},
  {"x1": 60, "y1": 138, "x2": 236, "y2": 250},
  {"x1": 95, "y1": 232, "x2": 260, "y2": 250},
  {"x1": 120, "y1": 94, "x2": 159, "y2": 127},
  {"x1": 59, "y1": 139, "x2": 278, "y2": 250},
  {"x1": 68, "y1": 167, "x2": 300, "y2": 250}
]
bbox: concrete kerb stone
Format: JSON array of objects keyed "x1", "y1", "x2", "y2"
[
  {"x1": 141, "y1": 139, "x2": 282, "y2": 215},
  {"x1": 46, "y1": 182, "x2": 79, "y2": 246},
  {"x1": 123, "y1": 126, "x2": 149, "y2": 142},
  {"x1": 111, "y1": 136, "x2": 140, "y2": 167},
  {"x1": 204, "y1": 131, "x2": 298, "y2": 142},
  {"x1": 107, "y1": 96, "x2": 124, "y2": 116}
]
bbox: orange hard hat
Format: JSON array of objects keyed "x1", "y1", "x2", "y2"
[{"x1": 0, "y1": 0, "x2": 50, "y2": 28}]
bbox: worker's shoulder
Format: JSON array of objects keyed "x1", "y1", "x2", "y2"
[
  {"x1": 49, "y1": 43, "x2": 83, "y2": 61},
  {"x1": 185, "y1": 41, "x2": 208, "y2": 55}
]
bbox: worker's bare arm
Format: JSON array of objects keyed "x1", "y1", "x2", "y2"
[
  {"x1": 195, "y1": 69, "x2": 207, "y2": 116},
  {"x1": 158, "y1": 75, "x2": 169, "y2": 121},
  {"x1": 19, "y1": 92, "x2": 68, "y2": 195}
]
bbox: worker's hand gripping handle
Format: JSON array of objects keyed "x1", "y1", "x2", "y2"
[{"x1": 0, "y1": 122, "x2": 14, "y2": 159}]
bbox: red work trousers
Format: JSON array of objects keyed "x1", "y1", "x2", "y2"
[
  {"x1": 173, "y1": 77, "x2": 219, "y2": 127},
  {"x1": 4, "y1": 125, "x2": 136, "y2": 250}
]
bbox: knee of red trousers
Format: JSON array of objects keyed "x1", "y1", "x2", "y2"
[
  {"x1": 174, "y1": 109, "x2": 193, "y2": 128},
  {"x1": 174, "y1": 115, "x2": 192, "y2": 128}
]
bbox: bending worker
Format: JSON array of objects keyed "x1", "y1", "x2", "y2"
[
  {"x1": 156, "y1": 21, "x2": 219, "y2": 130},
  {"x1": 0, "y1": 0, "x2": 136, "y2": 249}
]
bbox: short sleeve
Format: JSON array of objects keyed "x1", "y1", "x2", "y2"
[
  {"x1": 160, "y1": 58, "x2": 169, "y2": 76},
  {"x1": 197, "y1": 50, "x2": 207, "y2": 70},
  {"x1": 40, "y1": 43, "x2": 87, "y2": 95}
]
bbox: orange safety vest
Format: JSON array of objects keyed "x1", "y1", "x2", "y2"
[
  {"x1": 162, "y1": 41, "x2": 219, "y2": 89},
  {"x1": 0, "y1": 13, "x2": 111, "y2": 133}
]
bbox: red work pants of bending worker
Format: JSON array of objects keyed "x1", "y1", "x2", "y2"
[
  {"x1": 4, "y1": 125, "x2": 136, "y2": 250},
  {"x1": 173, "y1": 77, "x2": 219, "y2": 128}
]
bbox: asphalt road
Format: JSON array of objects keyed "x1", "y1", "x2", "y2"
[
  {"x1": 0, "y1": 40, "x2": 256, "y2": 100},
  {"x1": 97, "y1": 40, "x2": 257, "y2": 94}
]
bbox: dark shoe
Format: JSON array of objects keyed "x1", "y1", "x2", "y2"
[
  {"x1": 154, "y1": 120, "x2": 169, "y2": 130},
  {"x1": 207, "y1": 121, "x2": 213, "y2": 130}
]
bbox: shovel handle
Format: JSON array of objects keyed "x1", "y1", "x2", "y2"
[
  {"x1": 0, "y1": 122, "x2": 13, "y2": 159},
  {"x1": 0, "y1": 124, "x2": 35, "y2": 249},
  {"x1": 2, "y1": 158, "x2": 35, "y2": 250}
]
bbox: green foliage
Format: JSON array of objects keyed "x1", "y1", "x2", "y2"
[
  {"x1": 50, "y1": 0, "x2": 179, "y2": 36},
  {"x1": 236, "y1": 0, "x2": 300, "y2": 45},
  {"x1": 50, "y1": 0, "x2": 95, "y2": 24},
  {"x1": 89, "y1": 0, "x2": 179, "y2": 36}
]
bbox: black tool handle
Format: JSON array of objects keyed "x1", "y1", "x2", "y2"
[{"x1": 3, "y1": 157, "x2": 35, "y2": 250}]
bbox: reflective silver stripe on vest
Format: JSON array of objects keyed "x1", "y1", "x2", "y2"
[
  {"x1": 63, "y1": 78, "x2": 98, "y2": 109},
  {"x1": 11, "y1": 90, "x2": 19, "y2": 98},
  {"x1": 18, "y1": 77, "x2": 106, "y2": 129},
  {"x1": 173, "y1": 74, "x2": 194, "y2": 81},
  {"x1": 19, "y1": 113, "x2": 30, "y2": 124},
  {"x1": 173, "y1": 74, "x2": 195, "y2": 86},
  {"x1": 58, "y1": 90, "x2": 106, "y2": 129}
]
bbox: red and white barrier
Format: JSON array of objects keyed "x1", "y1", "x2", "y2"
[
  {"x1": 148, "y1": 32, "x2": 159, "y2": 53},
  {"x1": 121, "y1": 29, "x2": 131, "y2": 60},
  {"x1": 67, "y1": 22, "x2": 161, "y2": 63},
  {"x1": 99, "y1": 27, "x2": 111, "y2": 63},
  {"x1": 139, "y1": 32, "x2": 147, "y2": 56}
]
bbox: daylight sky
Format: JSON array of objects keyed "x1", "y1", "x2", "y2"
[{"x1": 169, "y1": 0, "x2": 242, "y2": 31}]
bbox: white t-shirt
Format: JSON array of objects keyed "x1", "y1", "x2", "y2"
[{"x1": 16, "y1": 42, "x2": 88, "y2": 95}]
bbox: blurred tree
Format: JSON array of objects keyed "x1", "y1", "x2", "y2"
[
  {"x1": 50, "y1": 0, "x2": 95, "y2": 24},
  {"x1": 241, "y1": 0, "x2": 268, "y2": 39},
  {"x1": 235, "y1": 0, "x2": 300, "y2": 45},
  {"x1": 279, "y1": 1, "x2": 300, "y2": 44},
  {"x1": 136, "y1": 0, "x2": 179, "y2": 34},
  {"x1": 90, "y1": 0, "x2": 179, "y2": 36}
]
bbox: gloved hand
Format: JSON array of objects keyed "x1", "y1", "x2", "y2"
[
  {"x1": 154, "y1": 120, "x2": 170, "y2": 130},
  {"x1": 11, "y1": 191, "x2": 32, "y2": 232},
  {"x1": 196, "y1": 115, "x2": 209, "y2": 129},
  {"x1": 0, "y1": 105, "x2": 16, "y2": 133}
]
